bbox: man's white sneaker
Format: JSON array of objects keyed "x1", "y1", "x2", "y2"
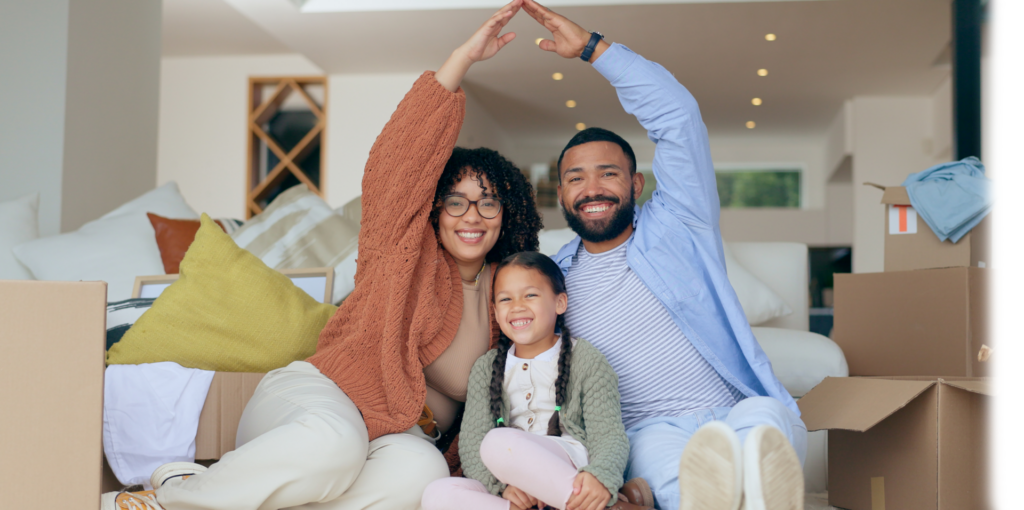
[
  {"x1": 742, "y1": 425, "x2": 803, "y2": 510},
  {"x1": 150, "y1": 461, "x2": 207, "y2": 489},
  {"x1": 678, "y1": 421, "x2": 743, "y2": 510}
]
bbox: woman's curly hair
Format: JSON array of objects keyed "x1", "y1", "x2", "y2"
[{"x1": 430, "y1": 147, "x2": 542, "y2": 262}]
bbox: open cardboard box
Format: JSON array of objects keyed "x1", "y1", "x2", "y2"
[
  {"x1": 799, "y1": 376, "x2": 991, "y2": 510},
  {"x1": 833, "y1": 267, "x2": 990, "y2": 377},
  {"x1": 866, "y1": 183, "x2": 990, "y2": 272}
]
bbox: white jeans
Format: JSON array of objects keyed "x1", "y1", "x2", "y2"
[{"x1": 156, "y1": 361, "x2": 449, "y2": 510}]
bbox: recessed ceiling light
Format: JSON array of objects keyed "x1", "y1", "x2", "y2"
[
  {"x1": 552, "y1": 72, "x2": 564, "y2": 81},
  {"x1": 576, "y1": 123, "x2": 586, "y2": 131},
  {"x1": 746, "y1": 121, "x2": 756, "y2": 129},
  {"x1": 757, "y1": 68, "x2": 769, "y2": 77},
  {"x1": 752, "y1": 98, "x2": 763, "y2": 106},
  {"x1": 566, "y1": 100, "x2": 577, "y2": 108},
  {"x1": 535, "y1": 38, "x2": 543, "y2": 45},
  {"x1": 765, "y1": 33, "x2": 777, "y2": 41}
]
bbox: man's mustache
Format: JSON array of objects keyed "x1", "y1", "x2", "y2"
[{"x1": 573, "y1": 195, "x2": 621, "y2": 211}]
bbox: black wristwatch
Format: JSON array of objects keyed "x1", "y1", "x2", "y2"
[{"x1": 580, "y1": 31, "x2": 604, "y2": 62}]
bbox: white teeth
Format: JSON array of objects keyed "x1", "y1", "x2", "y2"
[
  {"x1": 583, "y1": 205, "x2": 609, "y2": 213},
  {"x1": 511, "y1": 319, "x2": 531, "y2": 327},
  {"x1": 457, "y1": 232, "x2": 483, "y2": 239}
]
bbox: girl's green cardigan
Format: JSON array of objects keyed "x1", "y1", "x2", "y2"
[{"x1": 459, "y1": 338, "x2": 629, "y2": 505}]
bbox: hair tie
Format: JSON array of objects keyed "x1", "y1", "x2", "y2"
[
  {"x1": 496, "y1": 417, "x2": 504, "y2": 425},
  {"x1": 554, "y1": 406, "x2": 561, "y2": 412}
]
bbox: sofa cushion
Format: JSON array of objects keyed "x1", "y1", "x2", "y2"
[
  {"x1": 231, "y1": 186, "x2": 359, "y2": 305},
  {"x1": 12, "y1": 183, "x2": 198, "y2": 302},
  {"x1": 0, "y1": 193, "x2": 39, "y2": 280},
  {"x1": 751, "y1": 327, "x2": 848, "y2": 398},
  {"x1": 106, "y1": 214, "x2": 337, "y2": 372}
]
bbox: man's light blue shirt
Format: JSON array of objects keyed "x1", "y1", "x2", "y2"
[{"x1": 553, "y1": 43, "x2": 799, "y2": 416}]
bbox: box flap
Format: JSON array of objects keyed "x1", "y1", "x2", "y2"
[
  {"x1": 864, "y1": 182, "x2": 912, "y2": 205},
  {"x1": 978, "y1": 337, "x2": 1003, "y2": 362},
  {"x1": 880, "y1": 186, "x2": 911, "y2": 206},
  {"x1": 797, "y1": 377, "x2": 935, "y2": 432},
  {"x1": 941, "y1": 378, "x2": 992, "y2": 396}
]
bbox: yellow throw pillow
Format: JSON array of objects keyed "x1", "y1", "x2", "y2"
[{"x1": 107, "y1": 214, "x2": 337, "y2": 371}]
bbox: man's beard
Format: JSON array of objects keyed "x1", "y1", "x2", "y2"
[{"x1": 561, "y1": 189, "x2": 635, "y2": 244}]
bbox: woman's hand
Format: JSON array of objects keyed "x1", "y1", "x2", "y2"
[
  {"x1": 522, "y1": 0, "x2": 609, "y2": 62},
  {"x1": 503, "y1": 484, "x2": 539, "y2": 510},
  {"x1": 566, "y1": 471, "x2": 611, "y2": 510},
  {"x1": 435, "y1": 0, "x2": 521, "y2": 92}
]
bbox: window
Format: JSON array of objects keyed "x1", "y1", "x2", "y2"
[
  {"x1": 635, "y1": 166, "x2": 802, "y2": 209},
  {"x1": 715, "y1": 168, "x2": 801, "y2": 208}
]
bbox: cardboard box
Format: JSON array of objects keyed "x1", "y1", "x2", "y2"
[
  {"x1": 868, "y1": 184, "x2": 990, "y2": 272},
  {"x1": 195, "y1": 372, "x2": 265, "y2": 459},
  {"x1": 0, "y1": 280, "x2": 118, "y2": 507},
  {"x1": 799, "y1": 376, "x2": 991, "y2": 510},
  {"x1": 833, "y1": 267, "x2": 990, "y2": 377}
]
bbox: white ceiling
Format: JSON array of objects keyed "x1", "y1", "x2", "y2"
[{"x1": 163, "y1": 0, "x2": 952, "y2": 140}]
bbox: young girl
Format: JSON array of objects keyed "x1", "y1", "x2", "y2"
[{"x1": 422, "y1": 252, "x2": 651, "y2": 510}]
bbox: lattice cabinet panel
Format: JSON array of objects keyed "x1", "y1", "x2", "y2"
[{"x1": 246, "y1": 76, "x2": 327, "y2": 218}]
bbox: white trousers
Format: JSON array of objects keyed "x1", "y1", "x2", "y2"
[{"x1": 156, "y1": 361, "x2": 449, "y2": 510}]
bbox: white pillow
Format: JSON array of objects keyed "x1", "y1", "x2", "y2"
[
  {"x1": 538, "y1": 227, "x2": 579, "y2": 257},
  {"x1": 751, "y1": 327, "x2": 848, "y2": 398},
  {"x1": 0, "y1": 193, "x2": 40, "y2": 279},
  {"x1": 232, "y1": 186, "x2": 359, "y2": 305},
  {"x1": 13, "y1": 182, "x2": 198, "y2": 302},
  {"x1": 722, "y1": 243, "x2": 793, "y2": 326}
]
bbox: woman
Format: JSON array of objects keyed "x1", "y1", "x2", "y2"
[{"x1": 103, "y1": 2, "x2": 541, "y2": 509}]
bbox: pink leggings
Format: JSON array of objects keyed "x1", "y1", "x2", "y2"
[{"x1": 422, "y1": 428, "x2": 581, "y2": 510}]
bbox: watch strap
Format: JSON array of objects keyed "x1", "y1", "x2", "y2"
[{"x1": 580, "y1": 31, "x2": 604, "y2": 62}]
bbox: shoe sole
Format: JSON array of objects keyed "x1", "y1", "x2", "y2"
[
  {"x1": 742, "y1": 425, "x2": 803, "y2": 510},
  {"x1": 678, "y1": 421, "x2": 743, "y2": 510},
  {"x1": 150, "y1": 462, "x2": 208, "y2": 489}
]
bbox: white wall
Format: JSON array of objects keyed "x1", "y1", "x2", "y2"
[
  {"x1": 324, "y1": 73, "x2": 420, "y2": 208},
  {"x1": 157, "y1": 54, "x2": 324, "y2": 218},
  {"x1": 0, "y1": 0, "x2": 163, "y2": 234},
  {"x1": 459, "y1": 90, "x2": 515, "y2": 156},
  {"x1": 0, "y1": 1, "x2": 70, "y2": 236},
  {"x1": 60, "y1": 0, "x2": 162, "y2": 232},
  {"x1": 850, "y1": 97, "x2": 935, "y2": 273}
]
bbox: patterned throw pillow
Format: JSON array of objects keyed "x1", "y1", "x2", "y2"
[
  {"x1": 231, "y1": 185, "x2": 359, "y2": 305},
  {"x1": 107, "y1": 214, "x2": 337, "y2": 372}
]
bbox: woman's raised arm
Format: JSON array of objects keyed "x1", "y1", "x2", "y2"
[{"x1": 359, "y1": 1, "x2": 522, "y2": 252}]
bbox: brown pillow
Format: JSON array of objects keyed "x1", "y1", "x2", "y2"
[{"x1": 147, "y1": 213, "x2": 227, "y2": 274}]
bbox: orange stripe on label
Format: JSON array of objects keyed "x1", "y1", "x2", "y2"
[{"x1": 897, "y1": 206, "x2": 908, "y2": 233}]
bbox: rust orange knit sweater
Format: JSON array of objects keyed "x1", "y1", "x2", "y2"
[{"x1": 308, "y1": 72, "x2": 499, "y2": 441}]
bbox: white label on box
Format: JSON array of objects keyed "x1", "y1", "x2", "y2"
[{"x1": 888, "y1": 205, "x2": 917, "y2": 235}]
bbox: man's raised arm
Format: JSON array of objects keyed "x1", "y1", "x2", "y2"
[{"x1": 523, "y1": 0, "x2": 719, "y2": 228}]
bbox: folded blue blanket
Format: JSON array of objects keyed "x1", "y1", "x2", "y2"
[{"x1": 902, "y1": 156, "x2": 992, "y2": 243}]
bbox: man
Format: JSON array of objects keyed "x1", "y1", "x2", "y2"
[{"x1": 522, "y1": 2, "x2": 806, "y2": 510}]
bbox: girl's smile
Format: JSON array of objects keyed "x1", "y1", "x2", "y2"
[{"x1": 493, "y1": 265, "x2": 568, "y2": 359}]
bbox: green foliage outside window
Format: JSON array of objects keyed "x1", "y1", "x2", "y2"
[
  {"x1": 716, "y1": 170, "x2": 801, "y2": 208},
  {"x1": 636, "y1": 169, "x2": 801, "y2": 209}
]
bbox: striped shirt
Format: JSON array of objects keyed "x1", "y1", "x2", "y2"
[{"x1": 564, "y1": 238, "x2": 741, "y2": 429}]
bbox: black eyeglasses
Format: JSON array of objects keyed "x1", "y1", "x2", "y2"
[{"x1": 443, "y1": 195, "x2": 502, "y2": 219}]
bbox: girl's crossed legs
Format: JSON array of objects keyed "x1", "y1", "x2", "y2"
[{"x1": 423, "y1": 427, "x2": 580, "y2": 510}]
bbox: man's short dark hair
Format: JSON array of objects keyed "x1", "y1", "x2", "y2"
[{"x1": 556, "y1": 127, "x2": 636, "y2": 182}]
